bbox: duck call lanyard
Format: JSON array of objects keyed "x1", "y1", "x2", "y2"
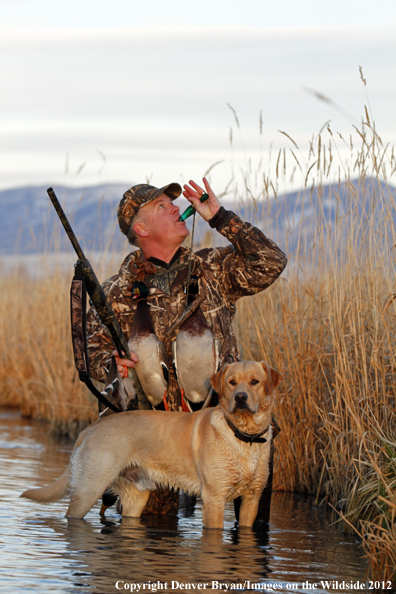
[
  {"x1": 183, "y1": 191, "x2": 209, "y2": 301},
  {"x1": 184, "y1": 209, "x2": 197, "y2": 303}
]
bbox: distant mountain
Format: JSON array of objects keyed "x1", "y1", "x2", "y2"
[
  {"x1": 1, "y1": 178, "x2": 395, "y2": 259},
  {"x1": 248, "y1": 176, "x2": 396, "y2": 259},
  {"x1": 0, "y1": 184, "x2": 130, "y2": 255}
]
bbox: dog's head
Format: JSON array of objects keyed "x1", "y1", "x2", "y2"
[{"x1": 210, "y1": 361, "x2": 282, "y2": 419}]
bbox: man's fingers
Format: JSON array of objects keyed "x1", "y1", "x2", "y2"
[
  {"x1": 117, "y1": 364, "x2": 129, "y2": 378},
  {"x1": 182, "y1": 186, "x2": 198, "y2": 201},
  {"x1": 111, "y1": 349, "x2": 139, "y2": 365},
  {"x1": 183, "y1": 179, "x2": 206, "y2": 199},
  {"x1": 188, "y1": 179, "x2": 205, "y2": 195},
  {"x1": 202, "y1": 177, "x2": 213, "y2": 195},
  {"x1": 183, "y1": 180, "x2": 211, "y2": 206}
]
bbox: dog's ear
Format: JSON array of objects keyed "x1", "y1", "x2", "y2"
[
  {"x1": 210, "y1": 368, "x2": 223, "y2": 394},
  {"x1": 261, "y1": 362, "x2": 283, "y2": 395}
]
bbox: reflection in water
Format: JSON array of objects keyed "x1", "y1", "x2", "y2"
[
  {"x1": 38, "y1": 515, "x2": 272, "y2": 592},
  {"x1": 0, "y1": 411, "x2": 370, "y2": 593}
]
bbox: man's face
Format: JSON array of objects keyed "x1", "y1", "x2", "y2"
[{"x1": 141, "y1": 194, "x2": 189, "y2": 246}]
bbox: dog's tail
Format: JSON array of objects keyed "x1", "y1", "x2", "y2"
[
  {"x1": 21, "y1": 421, "x2": 91, "y2": 504},
  {"x1": 21, "y1": 468, "x2": 70, "y2": 503}
]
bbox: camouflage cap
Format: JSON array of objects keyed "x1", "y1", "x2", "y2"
[{"x1": 118, "y1": 182, "x2": 182, "y2": 235}]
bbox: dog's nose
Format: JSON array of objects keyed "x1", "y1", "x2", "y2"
[{"x1": 234, "y1": 391, "x2": 248, "y2": 404}]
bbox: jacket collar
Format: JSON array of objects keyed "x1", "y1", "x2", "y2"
[{"x1": 147, "y1": 248, "x2": 182, "y2": 270}]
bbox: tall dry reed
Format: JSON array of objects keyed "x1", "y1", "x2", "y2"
[
  {"x1": 231, "y1": 109, "x2": 396, "y2": 583},
  {"x1": 0, "y1": 269, "x2": 97, "y2": 435}
]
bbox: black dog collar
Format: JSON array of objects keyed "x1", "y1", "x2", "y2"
[{"x1": 225, "y1": 417, "x2": 269, "y2": 446}]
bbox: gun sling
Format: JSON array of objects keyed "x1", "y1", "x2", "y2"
[{"x1": 70, "y1": 261, "x2": 123, "y2": 413}]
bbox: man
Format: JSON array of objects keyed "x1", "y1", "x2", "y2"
[{"x1": 87, "y1": 177, "x2": 287, "y2": 517}]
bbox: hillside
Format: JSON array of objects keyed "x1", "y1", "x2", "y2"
[{"x1": 1, "y1": 178, "x2": 395, "y2": 260}]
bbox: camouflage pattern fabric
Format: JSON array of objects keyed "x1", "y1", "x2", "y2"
[{"x1": 87, "y1": 209, "x2": 287, "y2": 410}]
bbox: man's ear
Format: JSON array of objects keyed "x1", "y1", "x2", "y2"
[
  {"x1": 210, "y1": 368, "x2": 224, "y2": 394},
  {"x1": 134, "y1": 221, "x2": 149, "y2": 238},
  {"x1": 261, "y1": 362, "x2": 283, "y2": 395}
]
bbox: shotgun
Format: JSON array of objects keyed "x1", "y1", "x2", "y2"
[{"x1": 47, "y1": 187, "x2": 145, "y2": 405}]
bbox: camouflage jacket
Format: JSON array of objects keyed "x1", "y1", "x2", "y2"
[{"x1": 86, "y1": 207, "x2": 287, "y2": 410}]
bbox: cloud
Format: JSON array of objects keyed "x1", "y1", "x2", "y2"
[{"x1": 0, "y1": 26, "x2": 395, "y2": 190}]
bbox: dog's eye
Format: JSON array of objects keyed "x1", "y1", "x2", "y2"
[
  {"x1": 250, "y1": 378, "x2": 260, "y2": 385},
  {"x1": 229, "y1": 379, "x2": 237, "y2": 386}
]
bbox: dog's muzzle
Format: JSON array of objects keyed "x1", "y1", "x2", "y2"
[{"x1": 233, "y1": 391, "x2": 250, "y2": 411}]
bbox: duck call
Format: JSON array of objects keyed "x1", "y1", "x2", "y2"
[{"x1": 179, "y1": 193, "x2": 209, "y2": 221}]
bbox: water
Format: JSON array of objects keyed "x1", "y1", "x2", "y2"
[{"x1": 0, "y1": 410, "x2": 377, "y2": 594}]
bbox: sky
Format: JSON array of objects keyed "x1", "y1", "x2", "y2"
[{"x1": 1, "y1": 0, "x2": 396, "y2": 196}]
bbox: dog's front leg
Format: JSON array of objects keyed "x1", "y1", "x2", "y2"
[
  {"x1": 201, "y1": 490, "x2": 226, "y2": 529},
  {"x1": 237, "y1": 491, "x2": 261, "y2": 527}
]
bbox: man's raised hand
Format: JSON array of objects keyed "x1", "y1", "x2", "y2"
[{"x1": 182, "y1": 177, "x2": 220, "y2": 222}]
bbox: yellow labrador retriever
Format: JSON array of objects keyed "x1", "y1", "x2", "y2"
[{"x1": 21, "y1": 361, "x2": 282, "y2": 529}]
